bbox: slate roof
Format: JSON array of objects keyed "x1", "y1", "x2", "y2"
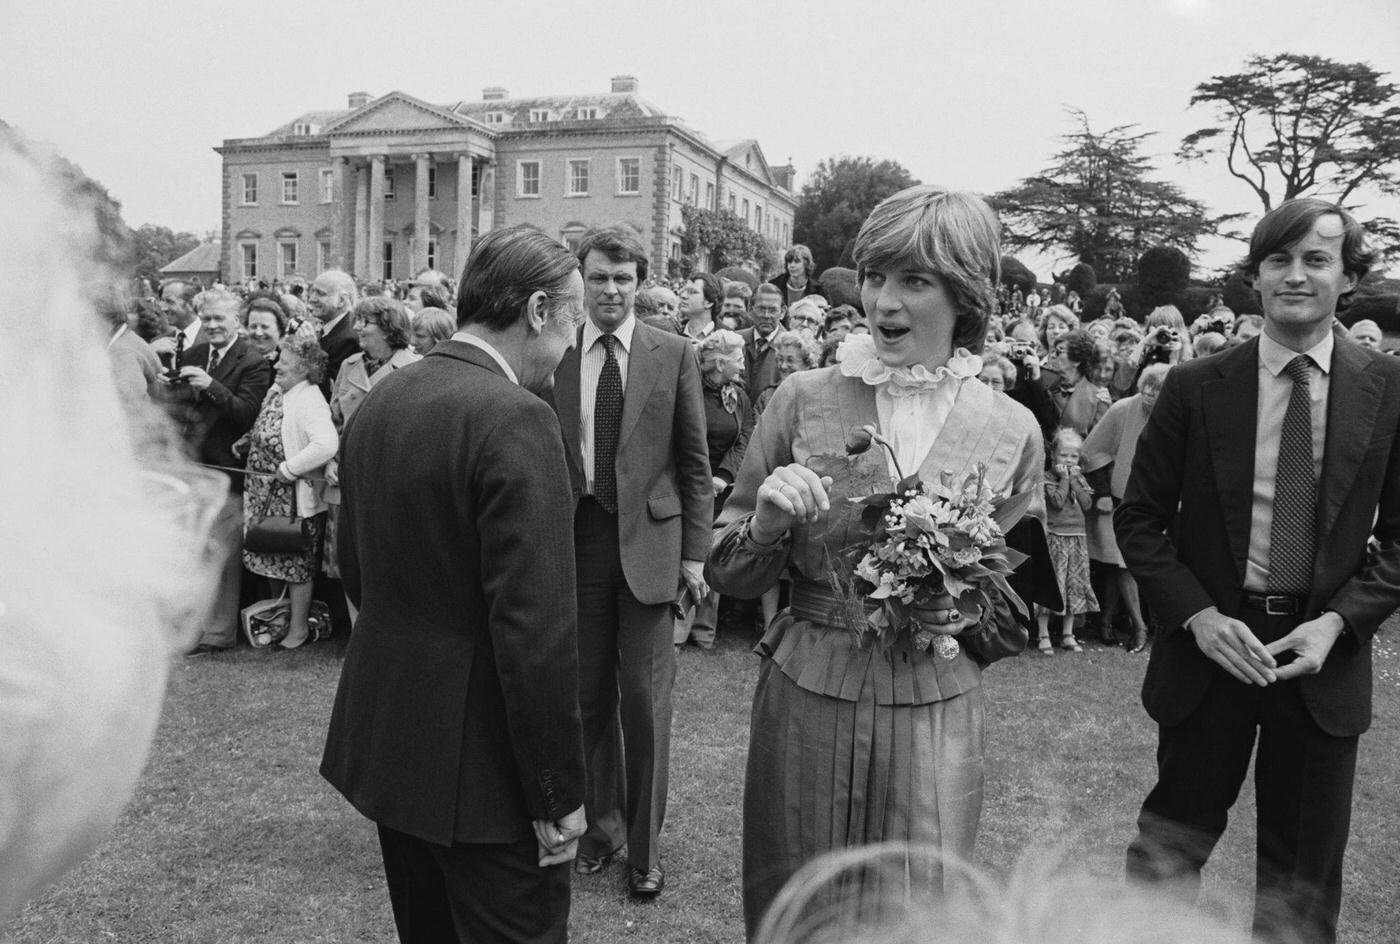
[
  {"x1": 450, "y1": 91, "x2": 668, "y2": 123},
  {"x1": 160, "y1": 241, "x2": 221, "y2": 274},
  {"x1": 265, "y1": 110, "x2": 349, "y2": 136}
]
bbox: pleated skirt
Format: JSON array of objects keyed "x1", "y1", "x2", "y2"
[{"x1": 741, "y1": 653, "x2": 986, "y2": 939}]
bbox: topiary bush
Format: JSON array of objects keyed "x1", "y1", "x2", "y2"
[
  {"x1": 1000, "y1": 256, "x2": 1037, "y2": 294},
  {"x1": 1137, "y1": 246, "x2": 1191, "y2": 310},
  {"x1": 818, "y1": 267, "x2": 860, "y2": 310},
  {"x1": 1065, "y1": 262, "x2": 1096, "y2": 298}
]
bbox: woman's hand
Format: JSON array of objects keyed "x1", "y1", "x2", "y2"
[
  {"x1": 751, "y1": 463, "x2": 832, "y2": 544},
  {"x1": 712, "y1": 476, "x2": 729, "y2": 495},
  {"x1": 910, "y1": 593, "x2": 981, "y2": 636},
  {"x1": 275, "y1": 462, "x2": 297, "y2": 485},
  {"x1": 231, "y1": 436, "x2": 249, "y2": 461},
  {"x1": 325, "y1": 458, "x2": 340, "y2": 487}
]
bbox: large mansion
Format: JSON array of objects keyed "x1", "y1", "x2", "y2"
[{"x1": 215, "y1": 76, "x2": 797, "y2": 284}]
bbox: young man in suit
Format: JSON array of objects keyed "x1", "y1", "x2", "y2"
[
  {"x1": 1115, "y1": 199, "x2": 1400, "y2": 944},
  {"x1": 322, "y1": 226, "x2": 587, "y2": 944},
  {"x1": 161, "y1": 290, "x2": 271, "y2": 653},
  {"x1": 551, "y1": 226, "x2": 712, "y2": 898}
]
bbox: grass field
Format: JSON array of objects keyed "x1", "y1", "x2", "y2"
[{"x1": 10, "y1": 620, "x2": 1398, "y2": 943}]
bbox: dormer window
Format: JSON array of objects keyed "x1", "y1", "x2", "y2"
[
  {"x1": 293, "y1": 121, "x2": 317, "y2": 136},
  {"x1": 576, "y1": 107, "x2": 599, "y2": 120},
  {"x1": 484, "y1": 112, "x2": 506, "y2": 124},
  {"x1": 529, "y1": 108, "x2": 551, "y2": 122}
]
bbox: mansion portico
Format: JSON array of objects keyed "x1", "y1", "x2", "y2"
[{"x1": 215, "y1": 76, "x2": 797, "y2": 284}]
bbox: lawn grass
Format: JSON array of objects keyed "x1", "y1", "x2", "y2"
[{"x1": 10, "y1": 619, "x2": 1398, "y2": 943}]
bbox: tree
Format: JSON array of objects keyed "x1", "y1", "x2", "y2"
[
  {"x1": 131, "y1": 223, "x2": 201, "y2": 287},
  {"x1": 680, "y1": 205, "x2": 776, "y2": 274},
  {"x1": 999, "y1": 256, "x2": 1037, "y2": 294},
  {"x1": 1180, "y1": 53, "x2": 1400, "y2": 212},
  {"x1": 992, "y1": 110, "x2": 1221, "y2": 284},
  {"x1": 1137, "y1": 246, "x2": 1192, "y2": 309},
  {"x1": 793, "y1": 156, "x2": 918, "y2": 273}
]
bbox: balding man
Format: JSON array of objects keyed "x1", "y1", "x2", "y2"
[
  {"x1": 161, "y1": 289, "x2": 272, "y2": 654},
  {"x1": 309, "y1": 270, "x2": 360, "y2": 391}
]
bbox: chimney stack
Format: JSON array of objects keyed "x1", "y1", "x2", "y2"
[
  {"x1": 610, "y1": 75, "x2": 639, "y2": 94},
  {"x1": 483, "y1": 87, "x2": 509, "y2": 101},
  {"x1": 347, "y1": 91, "x2": 371, "y2": 109}
]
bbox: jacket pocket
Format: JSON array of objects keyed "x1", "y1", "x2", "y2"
[{"x1": 647, "y1": 494, "x2": 682, "y2": 520}]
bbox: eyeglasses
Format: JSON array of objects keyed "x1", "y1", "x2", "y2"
[{"x1": 754, "y1": 306, "x2": 782, "y2": 315}]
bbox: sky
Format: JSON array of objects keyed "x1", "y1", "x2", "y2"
[{"x1": 3, "y1": 0, "x2": 1398, "y2": 278}]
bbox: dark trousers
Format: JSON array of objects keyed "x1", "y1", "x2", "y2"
[
  {"x1": 199, "y1": 492, "x2": 244, "y2": 648},
  {"x1": 573, "y1": 496, "x2": 674, "y2": 871},
  {"x1": 377, "y1": 825, "x2": 570, "y2": 944},
  {"x1": 1126, "y1": 606, "x2": 1358, "y2": 944}
]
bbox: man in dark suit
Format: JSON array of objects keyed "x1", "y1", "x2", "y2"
[
  {"x1": 1115, "y1": 199, "x2": 1400, "y2": 944},
  {"x1": 740, "y1": 282, "x2": 786, "y2": 404},
  {"x1": 161, "y1": 289, "x2": 271, "y2": 654},
  {"x1": 551, "y1": 226, "x2": 712, "y2": 898},
  {"x1": 322, "y1": 226, "x2": 587, "y2": 944},
  {"x1": 308, "y1": 269, "x2": 360, "y2": 392}
]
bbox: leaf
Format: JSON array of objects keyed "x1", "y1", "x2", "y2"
[{"x1": 992, "y1": 490, "x2": 1035, "y2": 532}]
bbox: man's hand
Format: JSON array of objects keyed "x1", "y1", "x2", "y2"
[
  {"x1": 1188, "y1": 607, "x2": 1277, "y2": 686},
  {"x1": 149, "y1": 336, "x2": 178, "y2": 357},
  {"x1": 532, "y1": 805, "x2": 586, "y2": 868},
  {"x1": 680, "y1": 559, "x2": 707, "y2": 605},
  {"x1": 711, "y1": 476, "x2": 729, "y2": 495},
  {"x1": 324, "y1": 457, "x2": 340, "y2": 488},
  {"x1": 179, "y1": 366, "x2": 214, "y2": 392},
  {"x1": 1267, "y1": 611, "x2": 1346, "y2": 681}
]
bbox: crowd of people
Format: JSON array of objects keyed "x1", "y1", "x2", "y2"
[{"x1": 91, "y1": 191, "x2": 1395, "y2": 944}]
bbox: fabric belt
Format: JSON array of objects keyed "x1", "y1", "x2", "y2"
[
  {"x1": 1241, "y1": 591, "x2": 1305, "y2": 616},
  {"x1": 788, "y1": 580, "x2": 876, "y2": 626}
]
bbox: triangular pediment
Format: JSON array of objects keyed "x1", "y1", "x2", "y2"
[
  {"x1": 324, "y1": 92, "x2": 489, "y2": 135},
  {"x1": 727, "y1": 140, "x2": 773, "y2": 185}
]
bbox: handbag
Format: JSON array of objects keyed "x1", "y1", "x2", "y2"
[
  {"x1": 241, "y1": 589, "x2": 333, "y2": 648},
  {"x1": 244, "y1": 475, "x2": 311, "y2": 554}
]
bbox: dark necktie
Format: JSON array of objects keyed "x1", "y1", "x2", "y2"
[
  {"x1": 208, "y1": 347, "x2": 222, "y2": 374},
  {"x1": 593, "y1": 335, "x2": 623, "y2": 514},
  {"x1": 1267, "y1": 355, "x2": 1317, "y2": 595}
]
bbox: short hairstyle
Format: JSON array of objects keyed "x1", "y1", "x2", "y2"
[
  {"x1": 783, "y1": 244, "x2": 815, "y2": 278},
  {"x1": 825, "y1": 304, "x2": 858, "y2": 333},
  {"x1": 697, "y1": 328, "x2": 746, "y2": 373},
  {"x1": 1194, "y1": 332, "x2": 1227, "y2": 358},
  {"x1": 723, "y1": 281, "x2": 753, "y2": 306},
  {"x1": 415, "y1": 283, "x2": 452, "y2": 311},
  {"x1": 411, "y1": 267, "x2": 451, "y2": 290},
  {"x1": 576, "y1": 225, "x2": 649, "y2": 281},
  {"x1": 197, "y1": 289, "x2": 241, "y2": 318},
  {"x1": 1349, "y1": 318, "x2": 1382, "y2": 338},
  {"x1": 754, "y1": 283, "x2": 785, "y2": 308},
  {"x1": 280, "y1": 293, "x2": 307, "y2": 322},
  {"x1": 1040, "y1": 305, "x2": 1080, "y2": 347},
  {"x1": 131, "y1": 299, "x2": 169, "y2": 343},
  {"x1": 242, "y1": 292, "x2": 290, "y2": 336},
  {"x1": 852, "y1": 185, "x2": 1001, "y2": 354},
  {"x1": 770, "y1": 329, "x2": 818, "y2": 368},
  {"x1": 457, "y1": 225, "x2": 580, "y2": 332},
  {"x1": 689, "y1": 272, "x2": 722, "y2": 315},
  {"x1": 1136, "y1": 362, "x2": 1170, "y2": 389},
  {"x1": 280, "y1": 334, "x2": 329, "y2": 386},
  {"x1": 1241, "y1": 198, "x2": 1375, "y2": 309},
  {"x1": 1055, "y1": 328, "x2": 1101, "y2": 374},
  {"x1": 314, "y1": 269, "x2": 359, "y2": 309},
  {"x1": 1232, "y1": 313, "x2": 1264, "y2": 336},
  {"x1": 352, "y1": 296, "x2": 413, "y2": 350},
  {"x1": 158, "y1": 279, "x2": 199, "y2": 305},
  {"x1": 413, "y1": 308, "x2": 456, "y2": 352},
  {"x1": 1050, "y1": 427, "x2": 1084, "y2": 454}
]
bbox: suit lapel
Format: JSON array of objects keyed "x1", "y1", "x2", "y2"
[
  {"x1": 618, "y1": 326, "x2": 661, "y2": 449},
  {"x1": 916, "y1": 378, "x2": 993, "y2": 483},
  {"x1": 1318, "y1": 338, "x2": 1383, "y2": 539},
  {"x1": 1202, "y1": 341, "x2": 1260, "y2": 579},
  {"x1": 212, "y1": 339, "x2": 247, "y2": 383},
  {"x1": 552, "y1": 331, "x2": 584, "y2": 474}
]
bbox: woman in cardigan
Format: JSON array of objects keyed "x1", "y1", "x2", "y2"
[
  {"x1": 708, "y1": 186, "x2": 1045, "y2": 938},
  {"x1": 675, "y1": 329, "x2": 754, "y2": 650},
  {"x1": 1045, "y1": 328, "x2": 1109, "y2": 438},
  {"x1": 239, "y1": 335, "x2": 338, "y2": 650}
]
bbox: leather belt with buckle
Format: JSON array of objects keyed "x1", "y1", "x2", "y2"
[{"x1": 1242, "y1": 592, "x2": 1304, "y2": 616}]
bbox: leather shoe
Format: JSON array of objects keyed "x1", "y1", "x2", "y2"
[
  {"x1": 574, "y1": 852, "x2": 612, "y2": 875},
  {"x1": 628, "y1": 865, "x2": 664, "y2": 899}
]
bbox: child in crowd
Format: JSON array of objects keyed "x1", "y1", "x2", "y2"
[{"x1": 1037, "y1": 428, "x2": 1098, "y2": 653}]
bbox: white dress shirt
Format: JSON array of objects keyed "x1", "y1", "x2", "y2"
[
  {"x1": 579, "y1": 315, "x2": 635, "y2": 493},
  {"x1": 450, "y1": 331, "x2": 518, "y2": 385},
  {"x1": 1244, "y1": 329, "x2": 1332, "y2": 592}
]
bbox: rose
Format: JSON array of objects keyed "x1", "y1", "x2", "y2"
[{"x1": 846, "y1": 425, "x2": 874, "y2": 456}]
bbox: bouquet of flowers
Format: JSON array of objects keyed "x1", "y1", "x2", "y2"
[{"x1": 833, "y1": 425, "x2": 1032, "y2": 658}]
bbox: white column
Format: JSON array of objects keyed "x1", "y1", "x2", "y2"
[
  {"x1": 477, "y1": 159, "x2": 495, "y2": 235},
  {"x1": 332, "y1": 157, "x2": 352, "y2": 273},
  {"x1": 455, "y1": 153, "x2": 474, "y2": 278},
  {"x1": 413, "y1": 152, "x2": 431, "y2": 275},
  {"x1": 353, "y1": 163, "x2": 369, "y2": 277},
  {"x1": 368, "y1": 155, "x2": 385, "y2": 282}
]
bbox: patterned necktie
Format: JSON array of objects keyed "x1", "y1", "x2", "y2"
[
  {"x1": 593, "y1": 334, "x2": 623, "y2": 514},
  {"x1": 208, "y1": 347, "x2": 222, "y2": 374},
  {"x1": 1267, "y1": 355, "x2": 1317, "y2": 595}
]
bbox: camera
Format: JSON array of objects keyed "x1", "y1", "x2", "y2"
[
  {"x1": 1009, "y1": 341, "x2": 1038, "y2": 365},
  {"x1": 1150, "y1": 327, "x2": 1179, "y2": 346}
]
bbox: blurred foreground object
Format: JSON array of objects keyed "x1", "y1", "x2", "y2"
[{"x1": 0, "y1": 129, "x2": 226, "y2": 923}]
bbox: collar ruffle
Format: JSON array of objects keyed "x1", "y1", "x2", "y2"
[{"x1": 836, "y1": 333, "x2": 982, "y2": 396}]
